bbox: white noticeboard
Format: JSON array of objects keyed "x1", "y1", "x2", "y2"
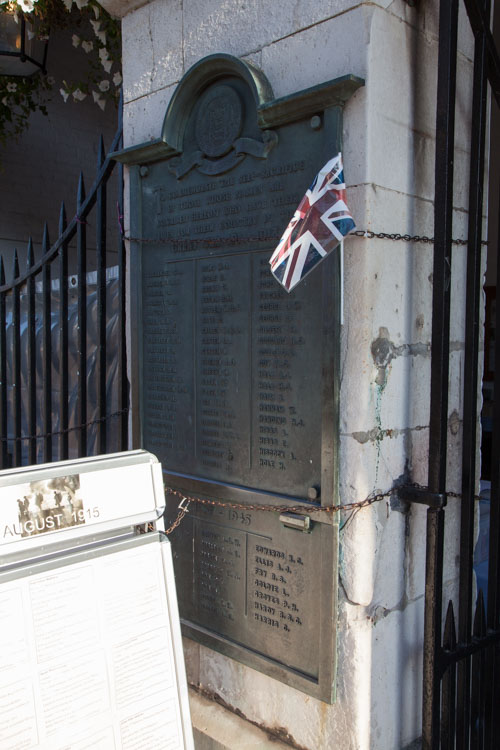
[{"x1": 0, "y1": 451, "x2": 194, "y2": 750}]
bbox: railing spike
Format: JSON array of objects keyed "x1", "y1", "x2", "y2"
[
  {"x1": 77, "y1": 172, "x2": 86, "y2": 209},
  {"x1": 443, "y1": 599, "x2": 457, "y2": 649},
  {"x1": 12, "y1": 249, "x2": 19, "y2": 280},
  {"x1": 59, "y1": 202, "x2": 67, "y2": 235},
  {"x1": 0, "y1": 255, "x2": 5, "y2": 285},
  {"x1": 473, "y1": 589, "x2": 487, "y2": 637},
  {"x1": 441, "y1": 600, "x2": 457, "y2": 749},
  {"x1": 97, "y1": 134, "x2": 105, "y2": 169},
  {"x1": 42, "y1": 222, "x2": 50, "y2": 253},
  {"x1": 27, "y1": 237, "x2": 34, "y2": 269}
]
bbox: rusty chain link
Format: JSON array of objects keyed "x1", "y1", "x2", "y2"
[
  {"x1": 163, "y1": 497, "x2": 191, "y2": 535},
  {"x1": 162, "y1": 486, "x2": 393, "y2": 535},
  {"x1": 162, "y1": 484, "x2": 484, "y2": 535}
]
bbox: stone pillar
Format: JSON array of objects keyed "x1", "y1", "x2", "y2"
[{"x1": 101, "y1": 1, "x2": 475, "y2": 747}]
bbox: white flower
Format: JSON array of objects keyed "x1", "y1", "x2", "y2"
[
  {"x1": 90, "y1": 21, "x2": 106, "y2": 44},
  {"x1": 74, "y1": 0, "x2": 88, "y2": 7},
  {"x1": 112, "y1": 71, "x2": 122, "y2": 87},
  {"x1": 72, "y1": 34, "x2": 80, "y2": 48},
  {"x1": 98, "y1": 79, "x2": 110, "y2": 92},
  {"x1": 18, "y1": 0, "x2": 34, "y2": 12},
  {"x1": 98, "y1": 48, "x2": 113, "y2": 73},
  {"x1": 82, "y1": 40, "x2": 93, "y2": 53},
  {"x1": 72, "y1": 88, "x2": 86, "y2": 101},
  {"x1": 92, "y1": 4, "x2": 99, "y2": 18},
  {"x1": 62, "y1": 0, "x2": 73, "y2": 9},
  {"x1": 6, "y1": 82, "x2": 17, "y2": 92},
  {"x1": 92, "y1": 90, "x2": 106, "y2": 111},
  {"x1": 46, "y1": 75, "x2": 55, "y2": 85},
  {"x1": 27, "y1": 29, "x2": 35, "y2": 40},
  {"x1": 1, "y1": 97, "x2": 8, "y2": 106},
  {"x1": 60, "y1": 88, "x2": 70, "y2": 103}
]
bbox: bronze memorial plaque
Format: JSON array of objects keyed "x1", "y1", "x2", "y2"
[{"x1": 119, "y1": 54, "x2": 363, "y2": 702}]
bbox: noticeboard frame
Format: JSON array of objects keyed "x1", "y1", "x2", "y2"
[{"x1": 0, "y1": 450, "x2": 165, "y2": 556}]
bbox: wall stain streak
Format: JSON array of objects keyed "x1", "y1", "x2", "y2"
[{"x1": 349, "y1": 424, "x2": 427, "y2": 445}]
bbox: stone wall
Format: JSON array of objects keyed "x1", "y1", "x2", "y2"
[{"x1": 103, "y1": 1, "x2": 476, "y2": 747}]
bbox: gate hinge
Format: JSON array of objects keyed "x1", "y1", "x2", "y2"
[{"x1": 397, "y1": 485, "x2": 447, "y2": 509}]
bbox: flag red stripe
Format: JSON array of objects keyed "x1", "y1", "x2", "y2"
[{"x1": 284, "y1": 243, "x2": 300, "y2": 290}]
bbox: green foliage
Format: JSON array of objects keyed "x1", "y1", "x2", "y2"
[
  {"x1": 0, "y1": 72, "x2": 52, "y2": 146},
  {"x1": 0, "y1": 0, "x2": 121, "y2": 145}
]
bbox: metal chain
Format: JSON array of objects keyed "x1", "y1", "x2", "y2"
[
  {"x1": 163, "y1": 497, "x2": 191, "y2": 535},
  {"x1": 164, "y1": 485, "x2": 392, "y2": 517},
  {"x1": 164, "y1": 507, "x2": 190, "y2": 535},
  {"x1": 0, "y1": 408, "x2": 129, "y2": 444},
  {"x1": 124, "y1": 231, "x2": 487, "y2": 247},
  {"x1": 353, "y1": 230, "x2": 437, "y2": 242},
  {"x1": 163, "y1": 483, "x2": 485, "y2": 534},
  {"x1": 350, "y1": 230, "x2": 487, "y2": 246}
]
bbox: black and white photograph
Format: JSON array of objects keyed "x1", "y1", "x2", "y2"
[{"x1": 15, "y1": 474, "x2": 83, "y2": 538}]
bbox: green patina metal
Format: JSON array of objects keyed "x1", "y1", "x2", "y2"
[{"x1": 114, "y1": 54, "x2": 363, "y2": 703}]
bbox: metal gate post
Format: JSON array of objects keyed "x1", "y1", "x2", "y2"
[{"x1": 423, "y1": 0, "x2": 458, "y2": 745}]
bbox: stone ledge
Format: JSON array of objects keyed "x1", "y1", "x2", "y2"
[
  {"x1": 98, "y1": 0, "x2": 151, "y2": 19},
  {"x1": 189, "y1": 688, "x2": 295, "y2": 750}
]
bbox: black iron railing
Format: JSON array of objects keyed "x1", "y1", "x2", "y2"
[
  {"x1": 0, "y1": 108, "x2": 128, "y2": 468},
  {"x1": 416, "y1": 0, "x2": 500, "y2": 746}
]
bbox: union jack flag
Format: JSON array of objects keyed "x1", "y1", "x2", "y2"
[{"x1": 269, "y1": 153, "x2": 355, "y2": 292}]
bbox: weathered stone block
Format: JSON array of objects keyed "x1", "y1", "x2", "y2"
[
  {"x1": 183, "y1": 0, "x2": 370, "y2": 73},
  {"x1": 123, "y1": 84, "x2": 176, "y2": 146},
  {"x1": 122, "y1": 0, "x2": 183, "y2": 102},
  {"x1": 260, "y1": 6, "x2": 370, "y2": 99},
  {"x1": 405, "y1": 503, "x2": 427, "y2": 601},
  {"x1": 372, "y1": 507, "x2": 407, "y2": 611},
  {"x1": 370, "y1": 600, "x2": 424, "y2": 749}
]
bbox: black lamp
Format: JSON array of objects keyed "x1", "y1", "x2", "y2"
[{"x1": 0, "y1": 10, "x2": 48, "y2": 76}]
